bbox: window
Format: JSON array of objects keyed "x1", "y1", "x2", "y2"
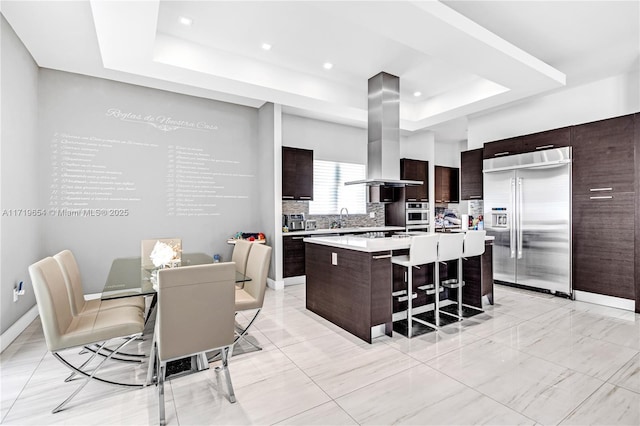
[{"x1": 309, "y1": 160, "x2": 366, "y2": 215}]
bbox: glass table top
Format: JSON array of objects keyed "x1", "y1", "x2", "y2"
[{"x1": 102, "y1": 252, "x2": 249, "y2": 300}]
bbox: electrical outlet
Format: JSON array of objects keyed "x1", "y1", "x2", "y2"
[
  {"x1": 13, "y1": 281, "x2": 25, "y2": 302},
  {"x1": 369, "y1": 212, "x2": 375, "y2": 218},
  {"x1": 331, "y1": 252, "x2": 338, "y2": 265}
]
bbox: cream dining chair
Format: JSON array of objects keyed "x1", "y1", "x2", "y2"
[
  {"x1": 231, "y1": 239, "x2": 253, "y2": 288},
  {"x1": 54, "y1": 249, "x2": 146, "y2": 373},
  {"x1": 234, "y1": 243, "x2": 272, "y2": 351},
  {"x1": 28, "y1": 256, "x2": 145, "y2": 414},
  {"x1": 149, "y1": 262, "x2": 237, "y2": 426},
  {"x1": 54, "y1": 249, "x2": 145, "y2": 316}
]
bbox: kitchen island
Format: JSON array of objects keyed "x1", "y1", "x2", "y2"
[
  {"x1": 282, "y1": 226, "x2": 405, "y2": 280},
  {"x1": 304, "y1": 235, "x2": 411, "y2": 343},
  {"x1": 304, "y1": 234, "x2": 494, "y2": 343}
]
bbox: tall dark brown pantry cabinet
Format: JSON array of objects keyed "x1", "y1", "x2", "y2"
[{"x1": 572, "y1": 114, "x2": 636, "y2": 300}]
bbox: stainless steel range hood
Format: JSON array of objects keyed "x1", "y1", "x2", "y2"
[{"x1": 345, "y1": 72, "x2": 422, "y2": 187}]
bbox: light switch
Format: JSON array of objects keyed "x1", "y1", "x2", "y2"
[{"x1": 331, "y1": 252, "x2": 338, "y2": 265}]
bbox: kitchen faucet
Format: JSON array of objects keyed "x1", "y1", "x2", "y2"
[{"x1": 339, "y1": 207, "x2": 349, "y2": 228}]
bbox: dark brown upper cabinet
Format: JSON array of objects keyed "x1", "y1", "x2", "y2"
[
  {"x1": 483, "y1": 127, "x2": 571, "y2": 159},
  {"x1": 434, "y1": 166, "x2": 459, "y2": 203},
  {"x1": 282, "y1": 146, "x2": 313, "y2": 200},
  {"x1": 572, "y1": 115, "x2": 635, "y2": 194},
  {"x1": 401, "y1": 158, "x2": 428, "y2": 202},
  {"x1": 460, "y1": 148, "x2": 483, "y2": 200}
]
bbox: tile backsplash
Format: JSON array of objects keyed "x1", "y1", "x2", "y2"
[{"x1": 282, "y1": 201, "x2": 385, "y2": 229}]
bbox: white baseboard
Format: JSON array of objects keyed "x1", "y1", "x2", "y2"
[
  {"x1": 573, "y1": 290, "x2": 635, "y2": 312},
  {"x1": 283, "y1": 276, "x2": 306, "y2": 286},
  {"x1": 268, "y1": 278, "x2": 284, "y2": 290},
  {"x1": 0, "y1": 305, "x2": 39, "y2": 353}
]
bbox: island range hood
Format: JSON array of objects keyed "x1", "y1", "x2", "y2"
[{"x1": 345, "y1": 72, "x2": 423, "y2": 187}]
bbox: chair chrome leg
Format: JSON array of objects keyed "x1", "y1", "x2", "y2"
[
  {"x1": 196, "y1": 352, "x2": 209, "y2": 371},
  {"x1": 159, "y1": 362, "x2": 166, "y2": 426},
  {"x1": 434, "y1": 263, "x2": 440, "y2": 327},
  {"x1": 52, "y1": 334, "x2": 141, "y2": 413},
  {"x1": 64, "y1": 344, "x2": 143, "y2": 382},
  {"x1": 407, "y1": 268, "x2": 413, "y2": 338},
  {"x1": 65, "y1": 343, "x2": 103, "y2": 382},
  {"x1": 458, "y1": 258, "x2": 464, "y2": 317},
  {"x1": 85, "y1": 344, "x2": 146, "y2": 360},
  {"x1": 220, "y1": 346, "x2": 236, "y2": 403},
  {"x1": 233, "y1": 309, "x2": 262, "y2": 347},
  {"x1": 146, "y1": 336, "x2": 158, "y2": 386}
]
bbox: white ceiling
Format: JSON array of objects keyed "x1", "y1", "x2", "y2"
[{"x1": 2, "y1": 1, "x2": 638, "y2": 142}]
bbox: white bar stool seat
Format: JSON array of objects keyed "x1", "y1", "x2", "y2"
[
  {"x1": 391, "y1": 234, "x2": 439, "y2": 337},
  {"x1": 436, "y1": 233, "x2": 465, "y2": 325}
]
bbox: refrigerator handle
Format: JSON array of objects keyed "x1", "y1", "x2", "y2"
[
  {"x1": 510, "y1": 178, "x2": 516, "y2": 259},
  {"x1": 517, "y1": 177, "x2": 523, "y2": 259}
]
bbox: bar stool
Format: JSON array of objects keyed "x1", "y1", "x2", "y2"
[
  {"x1": 391, "y1": 234, "x2": 439, "y2": 337},
  {"x1": 436, "y1": 233, "x2": 465, "y2": 325},
  {"x1": 455, "y1": 230, "x2": 486, "y2": 317}
]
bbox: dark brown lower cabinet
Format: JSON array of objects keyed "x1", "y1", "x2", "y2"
[
  {"x1": 573, "y1": 192, "x2": 635, "y2": 299},
  {"x1": 283, "y1": 236, "x2": 306, "y2": 277},
  {"x1": 305, "y1": 243, "x2": 392, "y2": 343}
]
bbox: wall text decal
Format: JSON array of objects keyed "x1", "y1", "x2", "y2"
[{"x1": 105, "y1": 108, "x2": 219, "y2": 132}]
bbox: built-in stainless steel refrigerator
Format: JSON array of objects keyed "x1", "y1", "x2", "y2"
[{"x1": 483, "y1": 147, "x2": 572, "y2": 296}]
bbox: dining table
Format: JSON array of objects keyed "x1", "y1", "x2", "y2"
[
  {"x1": 100, "y1": 252, "x2": 251, "y2": 382},
  {"x1": 102, "y1": 252, "x2": 250, "y2": 301}
]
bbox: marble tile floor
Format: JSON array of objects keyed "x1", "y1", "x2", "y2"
[{"x1": 2, "y1": 284, "x2": 640, "y2": 425}]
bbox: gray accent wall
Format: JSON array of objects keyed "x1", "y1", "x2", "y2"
[
  {"x1": 1, "y1": 16, "x2": 41, "y2": 335},
  {"x1": 36, "y1": 69, "x2": 261, "y2": 295},
  {"x1": 1, "y1": 19, "x2": 271, "y2": 336}
]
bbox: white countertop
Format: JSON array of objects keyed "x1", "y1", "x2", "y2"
[
  {"x1": 283, "y1": 226, "x2": 405, "y2": 236},
  {"x1": 304, "y1": 232, "x2": 495, "y2": 252},
  {"x1": 303, "y1": 235, "x2": 412, "y2": 252}
]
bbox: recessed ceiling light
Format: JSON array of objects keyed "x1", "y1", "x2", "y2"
[
  {"x1": 413, "y1": 91, "x2": 422, "y2": 97},
  {"x1": 178, "y1": 16, "x2": 193, "y2": 26},
  {"x1": 323, "y1": 62, "x2": 333, "y2": 70},
  {"x1": 261, "y1": 43, "x2": 272, "y2": 51}
]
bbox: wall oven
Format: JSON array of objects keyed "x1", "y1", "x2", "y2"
[{"x1": 406, "y1": 202, "x2": 429, "y2": 226}]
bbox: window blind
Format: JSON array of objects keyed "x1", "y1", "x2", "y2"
[{"x1": 309, "y1": 160, "x2": 366, "y2": 215}]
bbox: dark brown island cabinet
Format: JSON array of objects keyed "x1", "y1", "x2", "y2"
[
  {"x1": 305, "y1": 243, "x2": 393, "y2": 343},
  {"x1": 305, "y1": 236, "x2": 493, "y2": 343},
  {"x1": 282, "y1": 146, "x2": 313, "y2": 200}
]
